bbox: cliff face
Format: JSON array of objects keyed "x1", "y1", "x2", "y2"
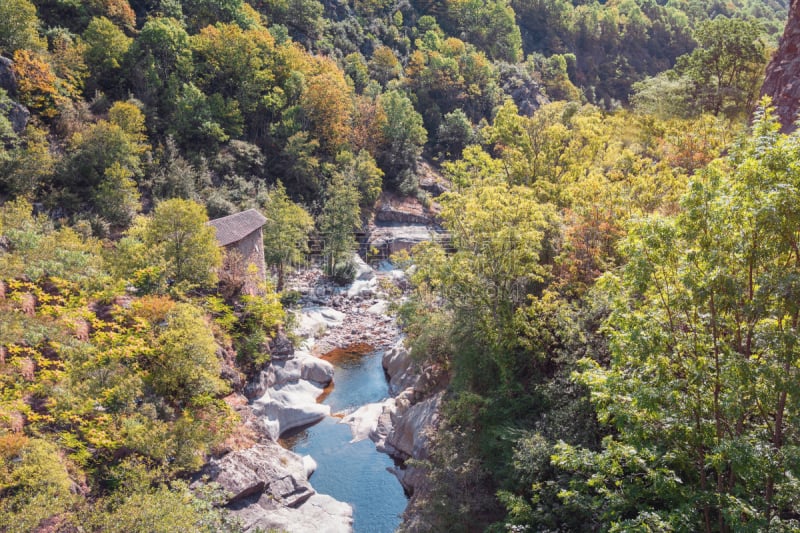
[{"x1": 762, "y1": 0, "x2": 800, "y2": 132}]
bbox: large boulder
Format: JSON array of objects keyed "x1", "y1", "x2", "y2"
[
  {"x1": 202, "y1": 441, "x2": 314, "y2": 506},
  {"x1": 367, "y1": 224, "x2": 439, "y2": 258},
  {"x1": 340, "y1": 398, "x2": 395, "y2": 444},
  {"x1": 254, "y1": 380, "x2": 330, "y2": 440},
  {"x1": 231, "y1": 492, "x2": 353, "y2": 533},
  {"x1": 762, "y1": 0, "x2": 800, "y2": 132},
  {"x1": 295, "y1": 307, "x2": 346, "y2": 338},
  {"x1": 352, "y1": 253, "x2": 375, "y2": 281},
  {"x1": 0, "y1": 57, "x2": 17, "y2": 96},
  {"x1": 206, "y1": 442, "x2": 353, "y2": 533},
  {"x1": 385, "y1": 392, "x2": 442, "y2": 459},
  {"x1": 266, "y1": 352, "x2": 334, "y2": 388},
  {"x1": 382, "y1": 340, "x2": 419, "y2": 394},
  {"x1": 300, "y1": 356, "x2": 335, "y2": 384},
  {"x1": 375, "y1": 192, "x2": 435, "y2": 225}
]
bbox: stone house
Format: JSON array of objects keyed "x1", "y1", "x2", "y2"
[{"x1": 208, "y1": 209, "x2": 267, "y2": 295}]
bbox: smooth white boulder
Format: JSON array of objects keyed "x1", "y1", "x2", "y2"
[
  {"x1": 340, "y1": 399, "x2": 393, "y2": 443},
  {"x1": 295, "y1": 307, "x2": 346, "y2": 338},
  {"x1": 346, "y1": 277, "x2": 378, "y2": 298},
  {"x1": 255, "y1": 381, "x2": 330, "y2": 440},
  {"x1": 366, "y1": 300, "x2": 389, "y2": 315},
  {"x1": 352, "y1": 253, "x2": 375, "y2": 281},
  {"x1": 236, "y1": 493, "x2": 353, "y2": 533},
  {"x1": 300, "y1": 355, "x2": 335, "y2": 384},
  {"x1": 302, "y1": 455, "x2": 317, "y2": 478}
]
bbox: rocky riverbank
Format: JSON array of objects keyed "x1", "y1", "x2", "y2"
[
  {"x1": 198, "y1": 255, "x2": 447, "y2": 532},
  {"x1": 339, "y1": 338, "x2": 447, "y2": 520}
]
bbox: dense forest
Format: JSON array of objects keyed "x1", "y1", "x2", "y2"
[{"x1": 0, "y1": 0, "x2": 798, "y2": 531}]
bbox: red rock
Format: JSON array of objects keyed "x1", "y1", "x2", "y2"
[{"x1": 762, "y1": 0, "x2": 800, "y2": 132}]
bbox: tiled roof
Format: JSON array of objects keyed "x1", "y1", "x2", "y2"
[{"x1": 207, "y1": 209, "x2": 267, "y2": 247}]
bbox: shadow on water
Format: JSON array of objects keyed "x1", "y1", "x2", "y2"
[{"x1": 282, "y1": 346, "x2": 407, "y2": 533}]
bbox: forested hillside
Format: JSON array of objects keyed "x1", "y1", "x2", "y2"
[{"x1": 0, "y1": 0, "x2": 796, "y2": 531}]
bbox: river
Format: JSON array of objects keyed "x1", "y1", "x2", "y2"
[{"x1": 283, "y1": 346, "x2": 408, "y2": 533}]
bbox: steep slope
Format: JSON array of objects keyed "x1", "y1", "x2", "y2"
[{"x1": 763, "y1": 0, "x2": 800, "y2": 131}]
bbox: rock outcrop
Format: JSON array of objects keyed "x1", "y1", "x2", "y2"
[
  {"x1": 202, "y1": 441, "x2": 353, "y2": 532},
  {"x1": 252, "y1": 350, "x2": 334, "y2": 440},
  {"x1": 762, "y1": 0, "x2": 800, "y2": 132},
  {"x1": 0, "y1": 57, "x2": 29, "y2": 134},
  {"x1": 338, "y1": 338, "x2": 445, "y2": 499},
  {"x1": 374, "y1": 192, "x2": 436, "y2": 225},
  {"x1": 2, "y1": 100, "x2": 29, "y2": 134},
  {"x1": 382, "y1": 341, "x2": 420, "y2": 395},
  {"x1": 367, "y1": 224, "x2": 440, "y2": 258},
  {"x1": 0, "y1": 57, "x2": 18, "y2": 97},
  {"x1": 232, "y1": 493, "x2": 353, "y2": 533}
]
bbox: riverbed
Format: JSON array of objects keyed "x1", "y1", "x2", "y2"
[{"x1": 283, "y1": 347, "x2": 407, "y2": 533}]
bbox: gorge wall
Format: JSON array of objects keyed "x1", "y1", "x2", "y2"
[{"x1": 762, "y1": 0, "x2": 800, "y2": 132}]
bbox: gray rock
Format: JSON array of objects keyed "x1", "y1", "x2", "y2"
[
  {"x1": 367, "y1": 224, "x2": 439, "y2": 257},
  {"x1": 0, "y1": 57, "x2": 17, "y2": 96},
  {"x1": 220, "y1": 362, "x2": 243, "y2": 391},
  {"x1": 232, "y1": 492, "x2": 353, "y2": 533},
  {"x1": 203, "y1": 441, "x2": 313, "y2": 506},
  {"x1": 269, "y1": 329, "x2": 295, "y2": 359},
  {"x1": 300, "y1": 356, "x2": 334, "y2": 384},
  {"x1": 254, "y1": 380, "x2": 330, "y2": 440},
  {"x1": 386, "y1": 392, "x2": 442, "y2": 459},
  {"x1": 382, "y1": 340, "x2": 419, "y2": 394},
  {"x1": 243, "y1": 369, "x2": 271, "y2": 400},
  {"x1": 7, "y1": 101, "x2": 29, "y2": 134},
  {"x1": 208, "y1": 442, "x2": 353, "y2": 533},
  {"x1": 352, "y1": 253, "x2": 375, "y2": 281}
]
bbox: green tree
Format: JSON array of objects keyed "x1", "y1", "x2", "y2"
[
  {"x1": 190, "y1": 22, "x2": 276, "y2": 127},
  {"x1": 675, "y1": 16, "x2": 767, "y2": 117},
  {"x1": 414, "y1": 183, "x2": 557, "y2": 384},
  {"x1": 318, "y1": 172, "x2": 360, "y2": 281},
  {"x1": 128, "y1": 17, "x2": 193, "y2": 115},
  {"x1": 0, "y1": 124, "x2": 54, "y2": 199},
  {"x1": 336, "y1": 149, "x2": 383, "y2": 208},
  {"x1": 436, "y1": 109, "x2": 475, "y2": 159},
  {"x1": 89, "y1": 479, "x2": 238, "y2": 533},
  {"x1": 376, "y1": 90, "x2": 427, "y2": 194},
  {"x1": 150, "y1": 303, "x2": 226, "y2": 405},
  {"x1": 0, "y1": 438, "x2": 76, "y2": 533},
  {"x1": 82, "y1": 16, "x2": 133, "y2": 93},
  {"x1": 369, "y1": 45, "x2": 401, "y2": 86},
  {"x1": 551, "y1": 102, "x2": 800, "y2": 531},
  {"x1": 261, "y1": 181, "x2": 314, "y2": 290},
  {"x1": 0, "y1": 0, "x2": 45, "y2": 53},
  {"x1": 168, "y1": 82, "x2": 243, "y2": 151},
  {"x1": 143, "y1": 198, "x2": 222, "y2": 289},
  {"x1": 94, "y1": 161, "x2": 141, "y2": 227},
  {"x1": 447, "y1": 0, "x2": 523, "y2": 62},
  {"x1": 182, "y1": 0, "x2": 247, "y2": 31},
  {"x1": 56, "y1": 101, "x2": 149, "y2": 217}
]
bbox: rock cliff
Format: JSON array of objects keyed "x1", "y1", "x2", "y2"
[{"x1": 762, "y1": 0, "x2": 800, "y2": 132}]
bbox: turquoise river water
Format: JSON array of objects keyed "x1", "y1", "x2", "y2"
[{"x1": 284, "y1": 348, "x2": 408, "y2": 532}]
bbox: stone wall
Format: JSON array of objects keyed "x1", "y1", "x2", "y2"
[{"x1": 226, "y1": 228, "x2": 267, "y2": 295}]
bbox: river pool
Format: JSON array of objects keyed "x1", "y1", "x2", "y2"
[{"x1": 284, "y1": 347, "x2": 407, "y2": 533}]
